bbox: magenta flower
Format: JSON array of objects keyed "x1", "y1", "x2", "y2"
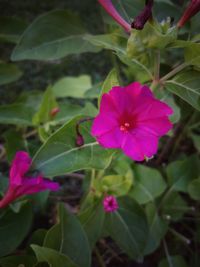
[
  {"x1": 98, "y1": 0, "x2": 131, "y2": 32},
  {"x1": 177, "y1": 0, "x2": 200, "y2": 28},
  {"x1": 0, "y1": 151, "x2": 59, "y2": 209},
  {"x1": 103, "y1": 195, "x2": 118, "y2": 212},
  {"x1": 91, "y1": 82, "x2": 173, "y2": 161}
]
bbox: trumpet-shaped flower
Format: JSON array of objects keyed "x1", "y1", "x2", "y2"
[
  {"x1": 98, "y1": 0, "x2": 131, "y2": 32},
  {"x1": 177, "y1": 0, "x2": 200, "y2": 28},
  {"x1": 0, "y1": 151, "x2": 59, "y2": 209},
  {"x1": 91, "y1": 82, "x2": 173, "y2": 161},
  {"x1": 103, "y1": 195, "x2": 118, "y2": 212}
]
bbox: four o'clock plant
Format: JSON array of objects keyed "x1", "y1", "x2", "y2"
[{"x1": 0, "y1": 0, "x2": 199, "y2": 266}]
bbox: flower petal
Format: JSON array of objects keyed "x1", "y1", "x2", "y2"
[
  {"x1": 91, "y1": 113, "x2": 118, "y2": 136},
  {"x1": 9, "y1": 151, "x2": 31, "y2": 185},
  {"x1": 137, "y1": 117, "x2": 173, "y2": 136},
  {"x1": 96, "y1": 127, "x2": 124, "y2": 149}
]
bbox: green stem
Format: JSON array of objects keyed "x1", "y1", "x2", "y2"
[
  {"x1": 160, "y1": 62, "x2": 188, "y2": 82},
  {"x1": 163, "y1": 240, "x2": 173, "y2": 267},
  {"x1": 94, "y1": 247, "x2": 106, "y2": 267},
  {"x1": 169, "y1": 228, "x2": 191, "y2": 245}
]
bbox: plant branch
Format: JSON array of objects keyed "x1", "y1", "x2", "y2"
[{"x1": 160, "y1": 62, "x2": 188, "y2": 82}]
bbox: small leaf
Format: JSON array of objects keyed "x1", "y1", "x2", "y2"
[
  {"x1": 52, "y1": 75, "x2": 92, "y2": 98},
  {"x1": 98, "y1": 69, "x2": 119, "y2": 107},
  {"x1": 33, "y1": 86, "x2": 57, "y2": 125},
  {"x1": 0, "y1": 63, "x2": 22, "y2": 85},
  {"x1": 129, "y1": 165, "x2": 167, "y2": 204},
  {"x1": 11, "y1": 10, "x2": 99, "y2": 61},
  {"x1": 31, "y1": 245, "x2": 77, "y2": 267},
  {"x1": 44, "y1": 204, "x2": 91, "y2": 267}
]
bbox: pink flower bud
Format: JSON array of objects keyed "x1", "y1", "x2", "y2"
[
  {"x1": 177, "y1": 0, "x2": 200, "y2": 28},
  {"x1": 103, "y1": 195, "x2": 118, "y2": 213},
  {"x1": 50, "y1": 107, "x2": 60, "y2": 117}
]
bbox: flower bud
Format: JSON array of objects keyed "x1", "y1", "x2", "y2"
[
  {"x1": 50, "y1": 107, "x2": 60, "y2": 117},
  {"x1": 177, "y1": 0, "x2": 200, "y2": 28}
]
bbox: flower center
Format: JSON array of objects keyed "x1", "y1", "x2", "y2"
[{"x1": 120, "y1": 122, "x2": 131, "y2": 132}]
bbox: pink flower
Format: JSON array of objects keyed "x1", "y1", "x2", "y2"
[
  {"x1": 98, "y1": 0, "x2": 131, "y2": 32},
  {"x1": 0, "y1": 151, "x2": 59, "y2": 209},
  {"x1": 103, "y1": 195, "x2": 118, "y2": 212},
  {"x1": 177, "y1": 0, "x2": 200, "y2": 28},
  {"x1": 91, "y1": 82, "x2": 173, "y2": 161}
]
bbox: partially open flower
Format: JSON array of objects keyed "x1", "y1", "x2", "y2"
[
  {"x1": 0, "y1": 151, "x2": 59, "y2": 209},
  {"x1": 103, "y1": 195, "x2": 118, "y2": 212},
  {"x1": 91, "y1": 82, "x2": 173, "y2": 162},
  {"x1": 177, "y1": 0, "x2": 200, "y2": 28},
  {"x1": 98, "y1": 0, "x2": 131, "y2": 32}
]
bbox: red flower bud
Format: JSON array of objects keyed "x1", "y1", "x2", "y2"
[
  {"x1": 131, "y1": 0, "x2": 154, "y2": 30},
  {"x1": 177, "y1": 0, "x2": 200, "y2": 28},
  {"x1": 76, "y1": 134, "x2": 84, "y2": 147},
  {"x1": 50, "y1": 107, "x2": 60, "y2": 117}
]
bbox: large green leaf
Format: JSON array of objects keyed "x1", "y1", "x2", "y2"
[
  {"x1": 52, "y1": 75, "x2": 92, "y2": 98},
  {"x1": 11, "y1": 10, "x2": 100, "y2": 61},
  {"x1": 129, "y1": 165, "x2": 167, "y2": 204},
  {"x1": 44, "y1": 204, "x2": 91, "y2": 267},
  {"x1": 0, "y1": 203, "x2": 33, "y2": 257},
  {"x1": 0, "y1": 63, "x2": 22, "y2": 85},
  {"x1": 184, "y1": 43, "x2": 200, "y2": 67},
  {"x1": 32, "y1": 117, "x2": 114, "y2": 177},
  {"x1": 165, "y1": 71, "x2": 200, "y2": 111},
  {"x1": 166, "y1": 155, "x2": 200, "y2": 192},
  {"x1": 79, "y1": 200, "x2": 105, "y2": 249},
  {"x1": 31, "y1": 245, "x2": 77, "y2": 267},
  {"x1": 105, "y1": 196, "x2": 148, "y2": 261},
  {"x1": 0, "y1": 16, "x2": 27, "y2": 44}
]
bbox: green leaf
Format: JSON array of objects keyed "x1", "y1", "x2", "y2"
[
  {"x1": 33, "y1": 86, "x2": 57, "y2": 125},
  {"x1": 78, "y1": 200, "x2": 105, "y2": 249},
  {"x1": 0, "y1": 255, "x2": 36, "y2": 267},
  {"x1": 0, "y1": 103, "x2": 34, "y2": 126},
  {"x1": 52, "y1": 75, "x2": 92, "y2": 98},
  {"x1": 105, "y1": 196, "x2": 148, "y2": 261},
  {"x1": 44, "y1": 204, "x2": 91, "y2": 267},
  {"x1": 188, "y1": 178, "x2": 200, "y2": 200},
  {"x1": 159, "y1": 255, "x2": 188, "y2": 267},
  {"x1": 31, "y1": 245, "x2": 77, "y2": 267},
  {"x1": 166, "y1": 155, "x2": 200, "y2": 192},
  {"x1": 28, "y1": 229, "x2": 47, "y2": 247},
  {"x1": 144, "y1": 203, "x2": 168, "y2": 255},
  {"x1": 129, "y1": 165, "x2": 167, "y2": 204},
  {"x1": 11, "y1": 10, "x2": 100, "y2": 61},
  {"x1": 0, "y1": 203, "x2": 33, "y2": 257},
  {"x1": 184, "y1": 43, "x2": 200, "y2": 67},
  {"x1": 98, "y1": 69, "x2": 119, "y2": 107},
  {"x1": 165, "y1": 71, "x2": 200, "y2": 111},
  {"x1": 32, "y1": 117, "x2": 114, "y2": 177},
  {"x1": 0, "y1": 16, "x2": 27, "y2": 44},
  {"x1": 0, "y1": 63, "x2": 22, "y2": 85}
]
